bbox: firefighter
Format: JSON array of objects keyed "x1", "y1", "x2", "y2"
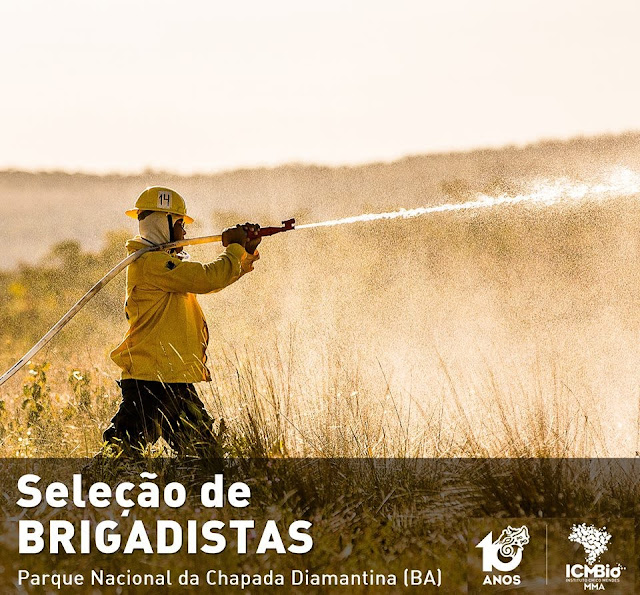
[{"x1": 104, "y1": 186, "x2": 260, "y2": 456}]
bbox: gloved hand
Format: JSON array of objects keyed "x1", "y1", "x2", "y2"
[
  {"x1": 243, "y1": 223, "x2": 261, "y2": 254},
  {"x1": 221, "y1": 224, "x2": 248, "y2": 248}
]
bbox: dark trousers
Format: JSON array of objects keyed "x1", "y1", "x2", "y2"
[{"x1": 103, "y1": 379, "x2": 219, "y2": 456}]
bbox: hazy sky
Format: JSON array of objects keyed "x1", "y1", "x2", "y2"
[{"x1": 2, "y1": 0, "x2": 640, "y2": 173}]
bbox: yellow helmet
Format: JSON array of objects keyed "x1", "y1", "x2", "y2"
[{"x1": 125, "y1": 186, "x2": 194, "y2": 224}]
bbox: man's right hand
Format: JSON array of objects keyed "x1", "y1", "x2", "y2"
[{"x1": 221, "y1": 224, "x2": 248, "y2": 248}]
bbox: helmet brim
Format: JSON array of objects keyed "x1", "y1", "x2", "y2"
[{"x1": 125, "y1": 209, "x2": 194, "y2": 224}]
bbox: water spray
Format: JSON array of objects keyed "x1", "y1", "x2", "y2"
[
  {"x1": 1, "y1": 168, "x2": 639, "y2": 387},
  {"x1": 297, "y1": 167, "x2": 640, "y2": 231}
]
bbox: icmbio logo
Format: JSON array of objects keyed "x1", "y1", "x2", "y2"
[{"x1": 565, "y1": 523, "x2": 625, "y2": 590}]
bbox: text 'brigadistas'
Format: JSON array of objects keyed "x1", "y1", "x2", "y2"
[{"x1": 16, "y1": 472, "x2": 313, "y2": 555}]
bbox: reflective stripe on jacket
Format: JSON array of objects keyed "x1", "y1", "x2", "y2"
[{"x1": 110, "y1": 239, "x2": 257, "y2": 383}]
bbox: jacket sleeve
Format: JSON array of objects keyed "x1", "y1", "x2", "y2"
[{"x1": 142, "y1": 244, "x2": 252, "y2": 294}]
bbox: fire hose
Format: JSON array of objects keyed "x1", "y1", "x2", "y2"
[{"x1": 0, "y1": 219, "x2": 295, "y2": 387}]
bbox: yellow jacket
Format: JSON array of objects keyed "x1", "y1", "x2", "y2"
[{"x1": 110, "y1": 238, "x2": 257, "y2": 383}]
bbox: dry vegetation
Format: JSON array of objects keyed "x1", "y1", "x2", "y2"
[{"x1": 2, "y1": 133, "x2": 640, "y2": 459}]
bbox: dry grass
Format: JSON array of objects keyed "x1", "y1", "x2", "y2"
[{"x1": 0, "y1": 340, "x2": 615, "y2": 459}]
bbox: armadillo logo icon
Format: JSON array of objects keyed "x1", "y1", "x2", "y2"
[{"x1": 477, "y1": 525, "x2": 530, "y2": 572}]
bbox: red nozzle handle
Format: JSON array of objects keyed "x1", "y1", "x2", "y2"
[{"x1": 246, "y1": 218, "x2": 295, "y2": 239}]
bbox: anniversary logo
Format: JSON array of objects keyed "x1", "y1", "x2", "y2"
[
  {"x1": 476, "y1": 525, "x2": 530, "y2": 585},
  {"x1": 3, "y1": 1, "x2": 640, "y2": 594}
]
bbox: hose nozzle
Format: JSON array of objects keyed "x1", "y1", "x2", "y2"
[{"x1": 247, "y1": 218, "x2": 295, "y2": 239}]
